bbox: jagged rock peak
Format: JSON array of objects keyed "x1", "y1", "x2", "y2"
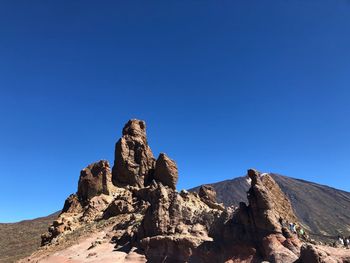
[
  {"x1": 247, "y1": 168, "x2": 299, "y2": 226},
  {"x1": 112, "y1": 119, "x2": 156, "y2": 187},
  {"x1": 247, "y1": 168, "x2": 260, "y2": 185},
  {"x1": 77, "y1": 160, "x2": 115, "y2": 203},
  {"x1": 153, "y1": 153, "x2": 178, "y2": 189},
  {"x1": 122, "y1": 119, "x2": 147, "y2": 142}
]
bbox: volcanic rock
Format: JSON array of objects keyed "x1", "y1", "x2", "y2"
[
  {"x1": 199, "y1": 185, "x2": 217, "y2": 203},
  {"x1": 297, "y1": 244, "x2": 350, "y2": 263},
  {"x1": 247, "y1": 169, "x2": 298, "y2": 235},
  {"x1": 191, "y1": 173, "x2": 350, "y2": 243},
  {"x1": 103, "y1": 188, "x2": 135, "y2": 219},
  {"x1": 77, "y1": 160, "x2": 115, "y2": 203},
  {"x1": 112, "y1": 119, "x2": 156, "y2": 187},
  {"x1": 61, "y1": 194, "x2": 83, "y2": 214},
  {"x1": 153, "y1": 153, "x2": 178, "y2": 189},
  {"x1": 34, "y1": 119, "x2": 350, "y2": 263},
  {"x1": 137, "y1": 181, "x2": 223, "y2": 262},
  {"x1": 192, "y1": 169, "x2": 302, "y2": 263},
  {"x1": 198, "y1": 185, "x2": 225, "y2": 211}
]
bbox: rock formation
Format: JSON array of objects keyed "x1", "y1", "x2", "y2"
[
  {"x1": 297, "y1": 244, "x2": 350, "y2": 263},
  {"x1": 34, "y1": 119, "x2": 350, "y2": 263},
  {"x1": 77, "y1": 160, "x2": 115, "y2": 203},
  {"x1": 191, "y1": 169, "x2": 302, "y2": 263},
  {"x1": 112, "y1": 119, "x2": 155, "y2": 187},
  {"x1": 153, "y1": 153, "x2": 178, "y2": 189},
  {"x1": 197, "y1": 185, "x2": 225, "y2": 211},
  {"x1": 199, "y1": 185, "x2": 217, "y2": 203}
]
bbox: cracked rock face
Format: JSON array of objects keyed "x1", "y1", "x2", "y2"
[
  {"x1": 112, "y1": 119, "x2": 156, "y2": 187},
  {"x1": 192, "y1": 169, "x2": 302, "y2": 263},
  {"x1": 77, "y1": 160, "x2": 115, "y2": 203},
  {"x1": 153, "y1": 153, "x2": 178, "y2": 189}
]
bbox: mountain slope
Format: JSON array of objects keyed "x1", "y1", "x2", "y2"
[
  {"x1": 191, "y1": 173, "x2": 350, "y2": 242},
  {"x1": 0, "y1": 212, "x2": 59, "y2": 263}
]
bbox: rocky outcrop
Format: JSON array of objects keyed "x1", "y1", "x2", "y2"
[
  {"x1": 41, "y1": 161, "x2": 116, "y2": 245},
  {"x1": 192, "y1": 169, "x2": 302, "y2": 263},
  {"x1": 37, "y1": 119, "x2": 350, "y2": 263},
  {"x1": 136, "y1": 183, "x2": 222, "y2": 262},
  {"x1": 40, "y1": 119, "x2": 226, "y2": 261},
  {"x1": 153, "y1": 153, "x2": 178, "y2": 189},
  {"x1": 199, "y1": 185, "x2": 217, "y2": 203},
  {"x1": 112, "y1": 119, "x2": 156, "y2": 187},
  {"x1": 103, "y1": 187, "x2": 135, "y2": 219},
  {"x1": 61, "y1": 194, "x2": 83, "y2": 214},
  {"x1": 77, "y1": 160, "x2": 115, "y2": 203},
  {"x1": 198, "y1": 185, "x2": 225, "y2": 210}
]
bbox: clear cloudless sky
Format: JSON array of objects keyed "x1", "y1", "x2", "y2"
[{"x1": 1, "y1": 0, "x2": 350, "y2": 222}]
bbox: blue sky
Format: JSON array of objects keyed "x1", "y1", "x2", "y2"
[{"x1": 1, "y1": 0, "x2": 350, "y2": 222}]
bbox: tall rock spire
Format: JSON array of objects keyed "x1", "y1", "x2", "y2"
[{"x1": 112, "y1": 119, "x2": 156, "y2": 187}]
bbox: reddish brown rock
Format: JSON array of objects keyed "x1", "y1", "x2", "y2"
[
  {"x1": 112, "y1": 119, "x2": 155, "y2": 187},
  {"x1": 140, "y1": 236, "x2": 197, "y2": 263},
  {"x1": 297, "y1": 244, "x2": 350, "y2": 263},
  {"x1": 103, "y1": 190, "x2": 134, "y2": 219},
  {"x1": 192, "y1": 169, "x2": 302, "y2": 263},
  {"x1": 40, "y1": 120, "x2": 343, "y2": 263},
  {"x1": 247, "y1": 169, "x2": 298, "y2": 235},
  {"x1": 153, "y1": 153, "x2": 178, "y2": 189},
  {"x1": 61, "y1": 194, "x2": 83, "y2": 214},
  {"x1": 198, "y1": 185, "x2": 225, "y2": 210},
  {"x1": 77, "y1": 160, "x2": 115, "y2": 203}
]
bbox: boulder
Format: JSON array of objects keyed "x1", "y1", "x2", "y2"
[
  {"x1": 153, "y1": 153, "x2": 178, "y2": 189},
  {"x1": 112, "y1": 119, "x2": 155, "y2": 187},
  {"x1": 297, "y1": 244, "x2": 350, "y2": 263}
]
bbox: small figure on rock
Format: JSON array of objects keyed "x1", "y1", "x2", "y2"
[{"x1": 345, "y1": 237, "x2": 349, "y2": 248}]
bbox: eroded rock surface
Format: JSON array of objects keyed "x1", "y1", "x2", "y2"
[
  {"x1": 191, "y1": 169, "x2": 302, "y2": 263},
  {"x1": 112, "y1": 119, "x2": 155, "y2": 187},
  {"x1": 297, "y1": 244, "x2": 350, "y2": 263},
  {"x1": 34, "y1": 119, "x2": 350, "y2": 263},
  {"x1": 153, "y1": 153, "x2": 178, "y2": 189},
  {"x1": 78, "y1": 160, "x2": 115, "y2": 203}
]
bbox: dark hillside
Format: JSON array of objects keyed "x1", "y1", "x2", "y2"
[{"x1": 0, "y1": 212, "x2": 59, "y2": 263}]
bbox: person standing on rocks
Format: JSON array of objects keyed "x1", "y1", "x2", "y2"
[
  {"x1": 289, "y1": 222, "x2": 294, "y2": 233},
  {"x1": 345, "y1": 237, "x2": 349, "y2": 248}
]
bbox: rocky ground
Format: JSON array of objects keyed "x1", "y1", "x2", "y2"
[
  {"x1": 20, "y1": 222, "x2": 146, "y2": 263},
  {"x1": 19, "y1": 119, "x2": 350, "y2": 263}
]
